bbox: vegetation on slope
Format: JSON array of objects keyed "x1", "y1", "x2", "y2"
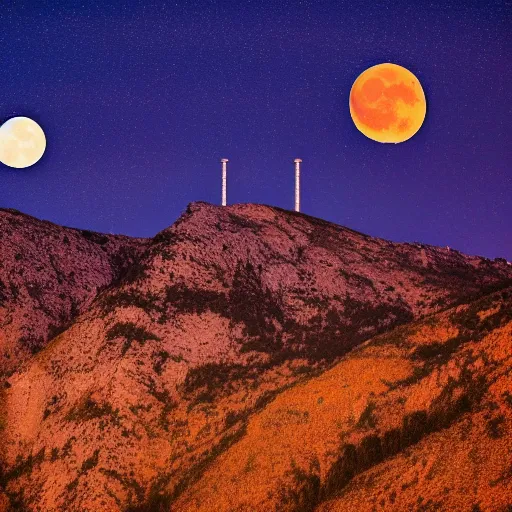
[{"x1": 170, "y1": 288, "x2": 512, "y2": 512}]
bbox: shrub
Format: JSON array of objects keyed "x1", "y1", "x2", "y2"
[
  {"x1": 106, "y1": 322, "x2": 160, "y2": 355},
  {"x1": 227, "y1": 213, "x2": 261, "y2": 232},
  {"x1": 66, "y1": 394, "x2": 119, "y2": 424},
  {"x1": 183, "y1": 362, "x2": 252, "y2": 395},
  {"x1": 168, "y1": 424, "x2": 247, "y2": 504},
  {"x1": 278, "y1": 461, "x2": 320, "y2": 512},
  {"x1": 357, "y1": 435, "x2": 383, "y2": 471},
  {"x1": 121, "y1": 259, "x2": 151, "y2": 285},
  {"x1": 19, "y1": 334, "x2": 45, "y2": 355},
  {"x1": 224, "y1": 410, "x2": 243, "y2": 429},
  {"x1": 153, "y1": 350, "x2": 170, "y2": 375},
  {"x1": 229, "y1": 260, "x2": 284, "y2": 353},
  {"x1": 165, "y1": 284, "x2": 228, "y2": 316},
  {"x1": 66, "y1": 477, "x2": 79, "y2": 492},
  {"x1": 503, "y1": 391, "x2": 512, "y2": 409},
  {"x1": 99, "y1": 468, "x2": 145, "y2": 503},
  {"x1": 80, "y1": 449, "x2": 100, "y2": 473},
  {"x1": 125, "y1": 493, "x2": 172, "y2": 512},
  {"x1": 304, "y1": 295, "x2": 414, "y2": 362},
  {"x1": 412, "y1": 336, "x2": 469, "y2": 364},
  {"x1": 50, "y1": 448, "x2": 60, "y2": 462},
  {"x1": 1, "y1": 448, "x2": 45, "y2": 483},
  {"x1": 26, "y1": 282, "x2": 44, "y2": 301},
  {"x1": 80, "y1": 230, "x2": 109, "y2": 245},
  {"x1": 9, "y1": 282, "x2": 19, "y2": 300},
  {"x1": 356, "y1": 401, "x2": 377, "y2": 429},
  {"x1": 486, "y1": 415, "x2": 505, "y2": 439},
  {"x1": 322, "y1": 444, "x2": 357, "y2": 498},
  {"x1": 101, "y1": 290, "x2": 162, "y2": 314},
  {"x1": 47, "y1": 321, "x2": 68, "y2": 341},
  {"x1": 0, "y1": 279, "x2": 6, "y2": 306},
  {"x1": 401, "y1": 410, "x2": 428, "y2": 446},
  {"x1": 382, "y1": 428, "x2": 401, "y2": 458}
]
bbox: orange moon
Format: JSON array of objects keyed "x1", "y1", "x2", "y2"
[{"x1": 349, "y1": 63, "x2": 426, "y2": 143}]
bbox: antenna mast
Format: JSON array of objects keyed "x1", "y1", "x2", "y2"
[
  {"x1": 221, "y1": 158, "x2": 228, "y2": 206},
  {"x1": 294, "y1": 158, "x2": 302, "y2": 212}
]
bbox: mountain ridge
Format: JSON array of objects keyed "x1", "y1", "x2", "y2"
[{"x1": 1, "y1": 202, "x2": 511, "y2": 511}]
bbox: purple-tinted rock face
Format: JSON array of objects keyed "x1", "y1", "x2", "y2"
[{"x1": 0, "y1": 208, "x2": 149, "y2": 376}]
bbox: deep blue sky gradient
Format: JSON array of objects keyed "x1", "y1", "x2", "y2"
[{"x1": 1, "y1": 0, "x2": 510, "y2": 258}]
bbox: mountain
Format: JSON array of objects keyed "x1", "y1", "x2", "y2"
[
  {"x1": 0, "y1": 202, "x2": 511, "y2": 512},
  {"x1": 0, "y1": 207, "x2": 148, "y2": 377}
]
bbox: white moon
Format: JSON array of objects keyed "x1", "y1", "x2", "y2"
[{"x1": 0, "y1": 117, "x2": 46, "y2": 168}]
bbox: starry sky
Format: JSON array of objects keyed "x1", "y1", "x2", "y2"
[{"x1": 1, "y1": 0, "x2": 510, "y2": 259}]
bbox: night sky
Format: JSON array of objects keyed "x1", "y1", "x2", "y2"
[{"x1": 1, "y1": 1, "x2": 510, "y2": 259}]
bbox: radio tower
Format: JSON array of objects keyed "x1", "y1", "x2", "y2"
[
  {"x1": 294, "y1": 158, "x2": 302, "y2": 212},
  {"x1": 221, "y1": 158, "x2": 228, "y2": 206}
]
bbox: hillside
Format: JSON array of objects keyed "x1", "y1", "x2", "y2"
[
  {"x1": 173, "y1": 288, "x2": 512, "y2": 512},
  {"x1": 0, "y1": 202, "x2": 511, "y2": 511},
  {"x1": 0, "y1": 208, "x2": 148, "y2": 377}
]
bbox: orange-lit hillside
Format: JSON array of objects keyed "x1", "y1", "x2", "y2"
[{"x1": 173, "y1": 289, "x2": 512, "y2": 512}]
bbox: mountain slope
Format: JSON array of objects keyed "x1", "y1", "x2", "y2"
[
  {"x1": 0, "y1": 208, "x2": 148, "y2": 377},
  {"x1": 0, "y1": 202, "x2": 511, "y2": 511},
  {"x1": 172, "y1": 288, "x2": 512, "y2": 512}
]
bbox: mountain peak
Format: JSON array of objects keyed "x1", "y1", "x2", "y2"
[{"x1": 1, "y1": 206, "x2": 512, "y2": 511}]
